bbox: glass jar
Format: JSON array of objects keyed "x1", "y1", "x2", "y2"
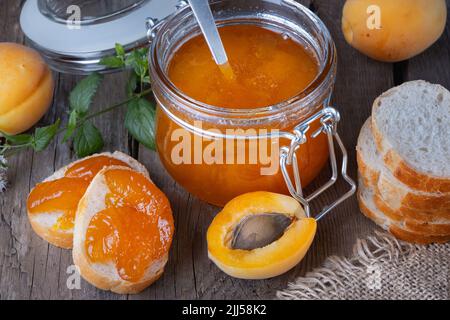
[
  {"x1": 21, "y1": 0, "x2": 354, "y2": 215},
  {"x1": 149, "y1": 0, "x2": 338, "y2": 207}
]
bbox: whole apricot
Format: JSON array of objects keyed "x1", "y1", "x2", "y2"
[
  {"x1": 0, "y1": 43, "x2": 54, "y2": 135},
  {"x1": 342, "y1": 0, "x2": 447, "y2": 62}
]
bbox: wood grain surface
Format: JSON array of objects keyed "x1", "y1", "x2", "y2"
[{"x1": 1, "y1": 0, "x2": 449, "y2": 300}]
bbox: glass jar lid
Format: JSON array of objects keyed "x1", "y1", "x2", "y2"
[
  {"x1": 37, "y1": 0, "x2": 150, "y2": 25},
  {"x1": 20, "y1": 0, "x2": 179, "y2": 74}
]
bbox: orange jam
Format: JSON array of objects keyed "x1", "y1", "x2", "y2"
[
  {"x1": 168, "y1": 25, "x2": 318, "y2": 108},
  {"x1": 156, "y1": 24, "x2": 329, "y2": 206},
  {"x1": 27, "y1": 156, "x2": 130, "y2": 230},
  {"x1": 85, "y1": 169, "x2": 174, "y2": 282}
]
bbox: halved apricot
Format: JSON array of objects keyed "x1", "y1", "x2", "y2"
[{"x1": 207, "y1": 192, "x2": 317, "y2": 279}]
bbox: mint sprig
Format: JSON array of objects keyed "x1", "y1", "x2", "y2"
[
  {"x1": 0, "y1": 119, "x2": 60, "y2": 154},
  {"x1": 64, "y1": 73, "x2": 104, "y2": 155},
  {"x1": 0, "y1": 44, "x2": 156, "y2": 160}
]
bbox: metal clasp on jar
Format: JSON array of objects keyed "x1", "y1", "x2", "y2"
[
  {"x1": 146, "y1": 0, "x2": 188, "y2": 41},
  {"x1": 280, "y1": 107, "x2": 356, "y2": 220}
]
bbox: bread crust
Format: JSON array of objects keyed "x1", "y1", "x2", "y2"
[
  {"x1": 358, "y1": 190, "x2": 450, "y2": 244},
  {"x1": 357, "y1": 146, "x2": 450, "y2": 219},
  {"x1": 357, "y1": 191, "x2": 388, "y2": 228},
  {"x1": 72, "y1": 166, "x2": 171, "y2": 294},
  {"x1": 356, "y1": 151, "x2": 379, "y2": 187},
  {"x1": 386, "y1": 203, "x2": 450, "y2": 221},
  {"x1": 28, "y1": 215, "x2": 72, "y2": 249},
  {"x1": 371, "y1": 82, "x2": 450, "y2": 193},
  {"x1": 373, "y1": 192, "x2": 450, "y2": 235},
  {"x1": 388, "y1": 225, "x2": 450, "y2": 245},
  {"x1": 376, "y1": 171, "x2": 450, "y2": 211},
  {"x1": 27, "y1": 151, "x2": 149, "y2": 249},
  {"x1": 358, "y1": 162, "x2": 450, "y2": 230}
]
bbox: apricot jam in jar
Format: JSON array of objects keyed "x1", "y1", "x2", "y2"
[{"x1": 149, "y1": 0, "x2": 338, "y2": 207}]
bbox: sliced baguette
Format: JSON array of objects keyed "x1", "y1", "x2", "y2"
[
  {"x1": 371, "y1": 80, "x2": 450, "y2": 193},
  {"x1": 358, "y1": 180, "x2": 450, "y2": 244},
  {"x1": 357, "y1": 118, "x2": 450, "y2": 219},
  {"x1": 360, "y1": 175, "x2": 450, "y2": 236},
  {"x1": 27, "y1": 151, "x2": 148, "y2": 249},
  {"x1": 73, "y1": 166, "x2": 171, "y2": 294}
]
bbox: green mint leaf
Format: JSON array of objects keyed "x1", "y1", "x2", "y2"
[
  {"x1": 142, "y1": 76, "x2": 151, "y2": 84},
  {"x1": 63, "y1": 110, "x2": 78, "y2": 143},
  {"x1": 125, "y1": 98, "x2": 156, "y2": 150},
  {"x1": 1, "y1": 132, "x2": 33, "y2": 145},
  {"x1": 124, "y1": 53, "x2": 136, "y2": 68},
  {"x1": 115, "y1": 43, "x2": 125, "y2": 57},
  {"x1": 137, "y1": 47, "x2": 149, "y2": 58},
  {"x1": 74, "y1": 122, "x2": 104, "y2": 157},
  {"x1": 126, "y1": 72, "x2": 138, "y2": 97},
  {"x1": 99, "y1": 56, "x2": 124, "y2": 68},
  {"x1": 69, "y1": 73, "x2": 103, "y2": 115},
  {"x1": 126, "y1": 50, "x2": 148, "y2": 78},
  {"x1": 32, "y1": 119, "x2": 61, "y2": 152},
  {"x1": 132, "y1": 50, "x2": 145, "y2": 76}
]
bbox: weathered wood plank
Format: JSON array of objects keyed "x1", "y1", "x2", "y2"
[
  {"x1": 134, "y1": 0, "x2": 324, "y2": 300},
  {"x1": 304, "y1": 0, "x2": 394, "y2": 258},
  {"x1": 0, "y1": 0, "x2": 35, "y2": 300},
  {"x1": 404, "y1": 0, "x2": 450, "y2": 88},
  {"x1": 134, "y1": 147, "x2": 200, "y2": 299},
  {"x1": 68, "y1": 72, "x2": 131, "y2": 300},
  {"x1": 2, "y1": 0, "x2": 448, "y2": 300},
  {"x1": 0, "y1": 0, "x2": 132, "y2": 299},
  {"x1": 25, "y1": 73, "x2": 131, "y2": 300},
  {"x1": 133, "y1": 1, "x2": 392, "y2": 298},
  {"x1": 1, "y1": 72, "x2": 132, "y2": 300}
]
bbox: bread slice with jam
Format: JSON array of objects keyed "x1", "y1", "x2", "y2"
[
  {"x1": 73, "y1": 166, "x2": 174, "y2": 294},
  {"x1": 27, "y1": 151, "x2": 148, "y2": 249}
]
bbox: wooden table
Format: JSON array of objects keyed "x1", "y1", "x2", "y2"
[{"x1": 1, "y1": 0, "x2": 449, "y2": 300}]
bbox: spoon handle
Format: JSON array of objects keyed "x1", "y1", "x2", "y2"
[{"x1": 188, "y1": 0, "x2": 229, "y2": 65}]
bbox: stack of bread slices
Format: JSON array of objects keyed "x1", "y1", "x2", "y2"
[{"x1": 357, "y1": 80, "x2": 450, "y2": 244}]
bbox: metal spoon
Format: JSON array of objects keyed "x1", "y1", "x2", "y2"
[{"x1": 188, "y1": 0, "x2": 234, "y2": 79}]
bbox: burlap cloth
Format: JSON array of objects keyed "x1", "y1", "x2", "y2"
[{"x1": 277, "y1": 232, "x2": 450, "y2": 300}]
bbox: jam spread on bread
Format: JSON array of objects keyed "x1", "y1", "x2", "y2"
[
  {"x1": 27, "y1": 156, "x2": 130, "y2": 230},
  {"x1": 85, "y1": 169, "x2": 174, "y2": 282}
]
